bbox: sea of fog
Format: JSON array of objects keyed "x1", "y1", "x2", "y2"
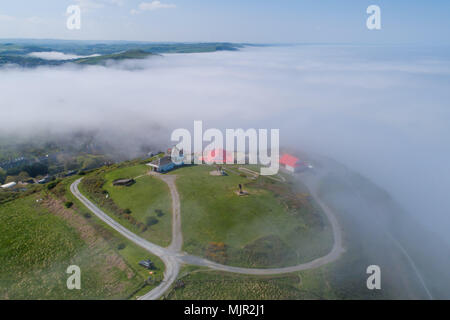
[{"x1": 1, "y1": 44, "x2": 450, "y2": 244}]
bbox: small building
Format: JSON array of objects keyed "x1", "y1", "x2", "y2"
[
  {"x1": 147, "y1": 156, "x2": 176, "y2": 173},
  {"x1": 64, "y1": 170, "x2": 77, "y2": 177},
  {"x1": 37, "y1": 176, "x2": 52, "y2": 184},
  {"x1": 1, "y1": 182, "x2": 17, "y2": 189},
  {"x1": 279, "y1": 154, "x2": 309, "y2": 173},
  {"x1": 112, "y1": 179, "x2": 135, "y2": 186},
  {"x1": 139, "y1": 259, "x2": 155, "y2": 270}
]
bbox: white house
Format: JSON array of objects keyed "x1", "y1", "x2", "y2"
[{"x1": 1, "y1": 182, "x2": 17, "y2": 189}]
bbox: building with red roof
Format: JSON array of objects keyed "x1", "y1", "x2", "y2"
[
  {"x1": 279, "y1": 153, "x2": 303, "y2": 173},
  {"x1": 200, "y1": 148, "x2": 233, "y2": 164}
]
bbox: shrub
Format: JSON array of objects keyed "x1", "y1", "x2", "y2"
[
  {"x1": 117, "y1": 243, "x2": 126, "y2": 250},
  {"x1": 83, "y1": 212, "x2": 92, "y2": 219},
  {"x1": 146, "y1": 216, "x2": 159, "y2": 227},
  {"x1": 64, "y1": 201, "x2": 73, "y2": 209},
  {"x1": 155, "y1": 209, "x2": 164, "y2": 217},
  {"x1": 124, "y1": 208, "x2": 132, "y2": 214},
  {"x1": 47, "y1": 181, "x2": 59, "y2": 190}
]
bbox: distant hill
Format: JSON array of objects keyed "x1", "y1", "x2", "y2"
[
  {"x1": 0, "y1": 40, "x2": 245, "y2": 68},
  {"x1": 72, "y1": 49, "x2": 156, "y2": 65}
]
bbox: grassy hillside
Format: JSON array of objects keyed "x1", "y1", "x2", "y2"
[
  {"x1": 0, "y1": 195, "x2": 133, "y2": 299},
  {"x1": 73, "y1": 49, "x2": 156, "y2": 65},
  {"x1": 173, "y1": 165, "x2": 333, "y2": 268},
  {"x1": 80, "y1": 163, "x2": 172, "y2": 247},
  {"x1": 0, "y1": 173, "x2": 166, "y2": 299}
]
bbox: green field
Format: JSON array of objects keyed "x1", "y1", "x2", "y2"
[
  {"x1": 173, "y1": 165, "x2": 333, "y2": 268},
  {"x1": 0, "y1": 192, "x2": 161, "y2": 299},
  {"x1": 164, "y1": 265, "x2": 340, "y2": 300},
  {"x1": 80, "y1": 164, "x2": 172, "y2": 247},
  {"x1": 103, "y1": 165, "x2": 172, "y2": 246}
]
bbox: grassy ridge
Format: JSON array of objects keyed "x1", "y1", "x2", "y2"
[
  {"x1": 174, "y1": 165, "x2": 333, "y2": 268},
  {"x1": 73, "y1": 50, "x2": 156, "y2": 65}
]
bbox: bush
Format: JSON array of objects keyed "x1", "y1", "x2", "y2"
[
  {"x1": 64, "y1": 201, "x2": 73, "y2": 208},
  {"x1": 117, "y1": 243, "x2": 126, "y2": 250},
  {"x1": 47, "y1": 181, "x2": 59, "y2": 190},
  {"x1": 83, "y1": 212, "x2": 92, "y2": 219},
  {"x1": 124, "y1": 208, "x2": 132, "y2": 214},
  {"x1": 155, "y1": 209, "x2": 164, "y2": 217},
  {"x1": 146, "y1": 216, "x2": 159, "y2": 227}
]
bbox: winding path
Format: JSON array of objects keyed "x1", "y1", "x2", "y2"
[{"x1": 70, "y1": 170, "x2": 344, "y2": 300}]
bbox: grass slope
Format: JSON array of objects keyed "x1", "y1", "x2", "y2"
[
  {"x1": 80, "y1": 164, "x2": 172, "y2": 247},
  {"x1": 102, "y1": 165, "x2": 172, "y2": 246},
  {"x1": 174, "y1": 165, "x2": 333, "y2": 268},
  {"x1": 0, "y1": 194, "x2": 142, "y2": 299}
]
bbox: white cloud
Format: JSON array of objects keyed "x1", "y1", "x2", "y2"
[
  {"x1": 131, "y1": 1, "x2": 176, "y2": 14},
  {"x1": 28, "y1": 52, "x2": 100, "y2": 61}
]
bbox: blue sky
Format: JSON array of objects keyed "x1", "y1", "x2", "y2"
[{"x1": 0, "y1": 0, "x2": 449, "y2": 43}]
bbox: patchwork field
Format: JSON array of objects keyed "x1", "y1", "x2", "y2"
[
  {"x1": 172, "y1": 165, "x2": 334, "y2": 268},
  {"x1": 0, "y1": 189, "x2": 164, "y2": 299}
]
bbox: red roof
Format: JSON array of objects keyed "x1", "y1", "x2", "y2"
[
  {"x1": 279, "y1": 154, "x2": 300, "y2": 167},
  {"x1": 200, "y1": 149, "x2": 233, "y2": 164}
]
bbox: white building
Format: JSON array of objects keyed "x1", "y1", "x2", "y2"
[{"x1": 1, "y1": 182, "x2": 17, "y2": 189}]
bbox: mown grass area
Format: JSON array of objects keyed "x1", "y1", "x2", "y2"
[
  {"x1": 0, "y1": 192, "x2": 150, "y2": 299},
  {"x1": 174, "y1": 165, "x2": 333, "y2": 268},
  {"x1": 164, "y1": 265, "x2": 337, "y2": 300},
  {"x1": 165, "y1": 257, "x2": 386, "y2": 300},
  {"x1": 80, "y1": 164, "x2": 172, "y2": 247}
]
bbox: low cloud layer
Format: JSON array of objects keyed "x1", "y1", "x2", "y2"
[
  {"x1": 1, "y1": 45, "x2": 450, "y2": 244},
  {"x1": 28, "y1": 51, "x2": 100, "y2": 60}
]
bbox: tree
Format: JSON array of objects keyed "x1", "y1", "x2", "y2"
[
  {"x1": 64, "y1": 201, "x2": 73, "y2": 208},
  {"x1": 17, "y1": 171, "x2": 30, "y2": 182},
  {"x1": 0, "y1": 168, "x2": 6, "y2": 184},
  {"x1": 5, "y1": 176, "x2": 17, "y2": 183}
]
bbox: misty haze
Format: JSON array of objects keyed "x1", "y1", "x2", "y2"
[{"x1": 2, "y1": 45, "x2": 449, "y2": 244}]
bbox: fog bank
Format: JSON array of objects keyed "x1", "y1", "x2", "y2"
[{"x1": 1, "y1": 45, "x2": 450, "y2": 244}]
